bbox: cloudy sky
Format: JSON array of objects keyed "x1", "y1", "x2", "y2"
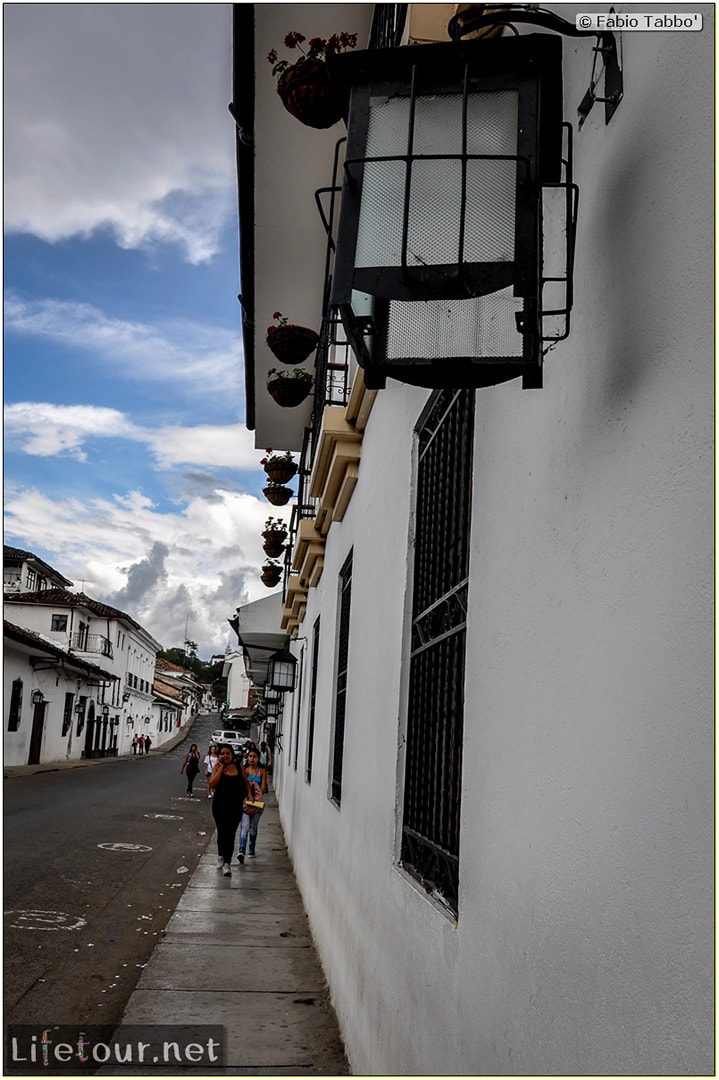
[{"x1": 4, "y1": 3, "x2": 280, "y2": 658}]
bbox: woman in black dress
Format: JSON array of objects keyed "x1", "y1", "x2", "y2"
[
  {"x1": 180, "y1": 743, "x2": 201, "y2": 797},
  {"x1": 208, "y1": 744, "x2": 249, "y2": 876}
]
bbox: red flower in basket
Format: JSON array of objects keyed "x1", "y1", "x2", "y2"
[
  {"x1": 266, "y1": 312, "x2": 319, "y2": 366},
  {"x1": 267, "y1": 30, "x2": 358, "y2": 129}
]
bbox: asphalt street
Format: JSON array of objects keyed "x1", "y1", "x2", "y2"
[{"x1": 4, "y1": 714, "x2": 221, "y2": 1034}]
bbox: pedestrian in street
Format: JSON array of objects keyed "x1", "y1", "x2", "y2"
[
  {"x1": 238, "y1": 748, "x2": 268, "y2": 863},
  {"x1": 259, "y1": 740, "x2": 272, "y2": 774},
  {"x1": 204, "y1": 745, "x2": 218, "y2": 797},
  {"x1": 180, "y1": 743, "x2": 201, "y2": 797},
  {"x1": 209, "y1": 744, "x2": 249, "y2": 876},
  {"x1": 132, "y1": 734, "x2": 139, "y2": 755},
  {"x1": 138, "y1": 734, "x2": 146, "y2": 755},
  {"x1": 144, "y1": 734, "x2": 152, "y2": 754}
]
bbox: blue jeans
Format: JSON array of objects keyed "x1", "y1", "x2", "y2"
[{"x1": 239, "y1": 810, "x2": 263, "y2": 854}]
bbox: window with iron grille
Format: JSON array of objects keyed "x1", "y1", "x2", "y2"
[
  {"x1": 306, "y1": 617, "x2": 321, "y2": 783},
  {"x1": 8, "y1": 679, "x2": 23, "y2": 731},
  {"x1": 292, "y1": 648, "x2": 304, "y2": 772},
  {"x1": 62, "y1": 692, "x2": 74, "y2": 737},
  {"x1": 331, "y1": 553, "x2": 353, "y2": 804},
  {"x1": 400, "y1": 388, "x2": 474, "y2": 916}
]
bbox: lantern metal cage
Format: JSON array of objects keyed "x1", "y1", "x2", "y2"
[{"x1": 329, "y1": 33, "x2": 578, "y2": 390}]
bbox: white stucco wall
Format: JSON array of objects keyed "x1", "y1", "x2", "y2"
[{"x1": 270, "y1": 7, "x2": 713, "y2": 1076}]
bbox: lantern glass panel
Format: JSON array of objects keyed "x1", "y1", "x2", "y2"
[
  {"x1": 355, "y1": 90, "x2": 518, "y2": 271},
  {"x1": 385, "y1": 288, "x2": 524, "y2": 360}
]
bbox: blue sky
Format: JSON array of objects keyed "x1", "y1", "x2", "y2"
[{"x1": 4, "y1": 3, "x2": 279, "y2": 657}]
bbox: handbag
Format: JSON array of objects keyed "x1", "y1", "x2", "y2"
[{"x1": 244, "y1": 799, "x2": 265, "y2": 811}]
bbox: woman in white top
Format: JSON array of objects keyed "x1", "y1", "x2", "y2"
[{"x1": 204, "y1": 745, "x2": 219, "y2": 797}]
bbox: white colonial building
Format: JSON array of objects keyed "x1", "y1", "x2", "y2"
[
  {"x1": 232, "y1": 3, "x2": 713, "y2": 1074},
  {"x1": 4, "y1": 583, "x2": 165, "y2": 763}
]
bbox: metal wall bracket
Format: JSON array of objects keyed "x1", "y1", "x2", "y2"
[{"x1": 448, "y1": 5, "x2": 623, "y2": 129}]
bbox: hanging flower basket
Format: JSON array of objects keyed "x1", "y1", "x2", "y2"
[
  {"x1": 260, "y1": 448, "x2": 298, "y2": 485},
  {"x1": 276, "y1": 60, "x2": 346, "y2": 129},
  {"x1": 263, "y1": 483, "x2": 293, "y2": 507},
  {"x1": 265, "y1": 462, "x2": 297, "y2": 484},
  {"x1": 263, "y1": 538, "x2": 286, "y2": 560},
  {"x1": 268, "y1": 32, "x2": 357, "y2": 129},
  {"x1": 261, "y1": 561, "x2": 283, "y2": 588},
  {"x1": 267, "y1": 323, "x2": 319, "y2": 365},
  {"x1": 266, "y1": 369, "x2": 313, "y2": 408},
  {"x1": 262, "y1": 516, "x2": 289, "y2": 540}
]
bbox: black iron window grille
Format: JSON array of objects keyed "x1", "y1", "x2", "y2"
[
  {"x1": 62, "y1": 692, "x2": 74, "y2": 737},
  {"x1": 369, "y1": 4, "x2": 408, "y2": 50},
  {"x1": 292, "y1": 645, "x2": 304, "y2": 772},
  {"x1": 401, "y1": 388, "x2": 474, "y2": 916},
  {"x1": 8, "y1": 678, "x2": 23, "y2": 732},
  {"x1": 306, "y1": 616, "x2": 321, "y2": 783},
  {"x1": 331, "y1": 551, "x2": 353, "y2": 804}
]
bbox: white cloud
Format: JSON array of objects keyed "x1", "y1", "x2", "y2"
[
  {"x1": 4, "y1": 295, "x2": 241, "y2": 392},
  {"x1": 4, "y1": 4, "x2": 235, "y2": 264},
  {"x1": 3, "y1": 483, "x2": 288, "y2": 656},
  {"x1": 4, "y1": 401, "x2": 263, "y2": 472}
]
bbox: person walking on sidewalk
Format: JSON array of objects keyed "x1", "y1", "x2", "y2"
[
  {"x1": 132, "y1": 734, "x2": 139, "y2": 755},
  {"x1": 204, "y1": 745, "x2": 218, "y2": 797},
  {"x1": 144, "y1": 734, "x2": 152, "y2": 754},
  {"x1": 238, "y1": 748, "x2": 268, "y2": 863},
  {"x1": 180, "y1": 743, "x2": 201, "y2": 797},
  {"x1": 209, "y1": 744, "x2": 250, "y2": 876}
]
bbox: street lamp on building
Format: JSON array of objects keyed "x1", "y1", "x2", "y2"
[
  {"x1": 266, "y1": 648, "x2": 298, "y2": 693},
  {"x1": 328, "y1": 7, "x2": 621, "y2": 390}
]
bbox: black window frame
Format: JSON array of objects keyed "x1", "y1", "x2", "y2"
[
  {"x1": 62, "y1": 692, "x2": 74, "y2": 736},
  {"x1": 400, "y1": 388, "x2": 475, "y2": 917},
  {"x1": 331, "y1": 552, "x2": 353, "y2": 804},
  {"x1": 305, "y1": 616, "x2": 321, "y2": 784},
  {"x1": 51, "y1": 614, "x2": 68, "y2": 632},
  {"x1": 8, "y1": 678, "x2": 23, "y2": 731}
]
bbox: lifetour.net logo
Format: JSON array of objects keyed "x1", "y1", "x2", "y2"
[{"x1": 6, "y1": 1026, "x2": 225, "y2": 1074}]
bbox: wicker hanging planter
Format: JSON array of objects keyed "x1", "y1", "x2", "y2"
[
  {"x1": 277, "y1": 60, "x2": 346, "y2": 129},
  {"x1": 267, "y1": 324, "x2": 319, "y2": 365},
  {"x1": 263, "y1": 483, "x2": 293, "y2": 507},
  {"x1": 261, "y1": 562, "x2": 283, "y2": 588},
  {"x1": 263, "y1": 539, "x2": 286, "y2": 560},
  {"x1": 264, "y1": 461, "x2": 298, "y2": 485},
  {"x1": 266, "y1": 372, "x2": 313, "y2": 408}
]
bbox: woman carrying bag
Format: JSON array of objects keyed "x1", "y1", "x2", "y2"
[
  {"x1": 238, "y1": 748, "x2": 268, "y2": 862},
  {"x1": 180, "y1": 743, "x2": 201, "y2": 798}
]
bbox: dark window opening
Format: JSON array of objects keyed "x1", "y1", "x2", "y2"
[
  {"x1": 62, "y1": 692, "x2": 74, "y2": 736},
  {"x1": 8, "y1": 679, "x2": 23, "y2": 731},
  {"x1": 51, "y1": 614, "x2": 68, "y2": 632}
]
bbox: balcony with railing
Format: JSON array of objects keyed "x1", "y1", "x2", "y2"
[{"x1": 69, "y1": 632, "x2": 113, "y2": 659}]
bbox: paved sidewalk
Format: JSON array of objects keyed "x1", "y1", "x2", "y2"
[{"x1": 105, "y1": 789, "x2": 350, "y2": 1075}]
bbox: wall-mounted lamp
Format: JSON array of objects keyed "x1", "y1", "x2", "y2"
[
  {"x1": 266, "y1": 648, "x2": 298, "y2": 693},
  {"x1": 31, "y1": 690, "x2": 45, "y2": 705},
  {"x1": 331, "y1": 28, "x2": 581, "y2": 390},
  {"x1": 74, "y1": 701, "x2": 84, "y2": 714},
  {"x1": 101, "y1": 705, "x2": 110, "y2": 719}
]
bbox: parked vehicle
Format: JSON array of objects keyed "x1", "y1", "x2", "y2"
[{"x1": 210, "y1": 730, "x2": 244, "y2": 754}]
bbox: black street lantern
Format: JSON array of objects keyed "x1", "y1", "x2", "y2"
[
  {"x1": 330, "y1": 32, "x2": 574, "y2": 390},
  {"x1": 266, "y1": 648, "x2": 298, "y2": 694}
]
